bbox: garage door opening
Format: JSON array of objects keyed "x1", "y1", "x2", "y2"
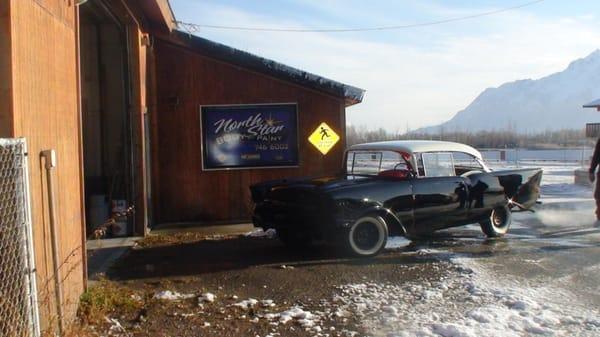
[{"x1": 80, "y1": 1, "x2": 134, "y2": 238}]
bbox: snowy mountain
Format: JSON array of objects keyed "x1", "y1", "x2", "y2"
[{"x1": 417, "y1": 50, "x2": 600, "y2": 134}]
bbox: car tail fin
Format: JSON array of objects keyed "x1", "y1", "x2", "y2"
[{"x1": 492, "y1": 168, "x2": 543, "y2": 209}]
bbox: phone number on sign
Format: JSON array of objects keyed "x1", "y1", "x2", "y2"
[{"x1": 255, "y1": 144, "x2": 289, "y2": 151}]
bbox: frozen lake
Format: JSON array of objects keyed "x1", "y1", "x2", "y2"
[{"x1": 481, "y1": 148, "x2": 592, "y2": 163}]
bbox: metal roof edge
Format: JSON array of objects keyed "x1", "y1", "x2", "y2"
[
  {"x1": 169, "y1": 30, "x2": 366, "y2": 106},
  {"x1": 583, "y1": 98, "x2": 600, "y2": 108}
]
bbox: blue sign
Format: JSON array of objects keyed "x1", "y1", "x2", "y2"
[{"x1": 201, "y1": 104, "x2": 299, "y2": 170}]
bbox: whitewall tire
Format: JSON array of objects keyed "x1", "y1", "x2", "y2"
[
  {"x1": 346, "y1": 216, "x2": 388, "y2": 257},
  {"x1": 480, "y1": 206, "x2": 512, "y2": 237}
]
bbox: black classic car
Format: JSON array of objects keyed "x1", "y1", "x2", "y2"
[{"x1": 251, "y1": 141, "x2": 542, "y2": 257}]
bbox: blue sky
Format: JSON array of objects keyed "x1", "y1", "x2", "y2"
[{"x1": 170, "y1": 0, "x2": 600, "y2": 131}]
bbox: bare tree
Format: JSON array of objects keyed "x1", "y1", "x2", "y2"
[{"x1": 345, "y1": 125, "x2": 591, "y2": 149}]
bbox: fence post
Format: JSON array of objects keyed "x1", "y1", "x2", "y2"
[
  {"x1": 22, "y1": 140, "x2": 41, "y2": 337},
  {"x1": 0, "y1": 138, "x2": 40, "y2": 337}
]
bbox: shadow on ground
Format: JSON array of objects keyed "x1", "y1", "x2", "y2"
[
  {"x1": 105, "y1": 221, "x2": 600, "y2": 281},
  {"x1": 106, "y1": 236, "x2": 450, "y2": 280}
]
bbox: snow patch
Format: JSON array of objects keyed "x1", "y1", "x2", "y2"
[
  {"x1": 385, "y1": 236, "x2": 411, "y2": 249},
  {"x1": 261, "y1": 299, "x2": 275, "y2": 307},
  {"x1": 152, "y1": 290, "x2": 195, "y2": 301},
  {"x1": 233, "y1": 298, "x2": 259, "y2": 309},
  {"x1": 245, "y1": 228, "x2": 277, "y2": 238},
  {"x1": 199, "y1": 292, "x2": 216, "y2": 303}
]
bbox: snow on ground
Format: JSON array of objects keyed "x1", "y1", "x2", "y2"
[
  {"x1": 245, "y1": 228, "x2": 277, "y2": 238},
  {"x1": 233, "y1": 298, "x2": 259, "y2": 309},
  {"x1": 326, "y1": 162, "x2": 600, "y2": 337},
  {"x1": 231, "y1": 298, "x2": 326, "y2": 334},
  {"x1": 153, "y1": 290, "x2": 195, "y2": 301},
  {"x1": 385, "y1": 236, "x2": 411, "y2": 249},
  {"x1": 324, "y1": 253, "x2": 600, "y2": 337},
  {"x1": 199, "y1": 293, "x2": 216, "y2": 303}
]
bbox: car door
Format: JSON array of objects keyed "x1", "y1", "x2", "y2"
[{"x1": 411, "y1": 152, "x2": 470, "y2": 234}]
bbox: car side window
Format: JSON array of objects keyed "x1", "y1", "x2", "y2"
[
  {"x1": 380, "y1": 152, "x2": 408, "y2": 171},
  {"x1": 422, "y1": 152, "x2": 455, "y2": 177}
]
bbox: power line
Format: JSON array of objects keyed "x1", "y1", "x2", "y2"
[{"x1": 175, "y1": 0, "x2": 545, "y2": 33}]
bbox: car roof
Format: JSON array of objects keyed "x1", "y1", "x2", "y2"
[{"x1": 347, "y1": 140, "x2": 483, "y2": 160}]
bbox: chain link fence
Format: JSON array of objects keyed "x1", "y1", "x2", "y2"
[{"x1": 0, "y1": 139, "x2": 40, "y2": 337}]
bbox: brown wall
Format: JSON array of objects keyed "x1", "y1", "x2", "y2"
[
  {"x1": 0, "y1": 0, "x2": 13, "y2": 137},
  {"x1": 1, "y1": 0, "x2": 167, "y2": 330},
  {"x1": 152, "y1": 39, "x2": 346, "y2": 224},
  {"x1": 7, "y1": 0, "x2": 85, "y2": 329}
]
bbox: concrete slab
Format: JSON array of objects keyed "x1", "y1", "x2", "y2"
[
  {"x1": 150, "y1": 223, "x2": 254, "y2": 236},
  {"x1": 86, "y1": 224, "x2": 255, "y2": 282},
  {"x1": 86, "y1": 237, "x2": 142, "y2": 282},
  {"x1": 87, "y1": 236, "x2": 142, "y2": 250},
  {"x1": 87, "y1": 247, "x2": 128, "y2": 282}
]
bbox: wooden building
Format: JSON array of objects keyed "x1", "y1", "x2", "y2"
[
  {"x1": 151, "y1": 32, "x2": 364, "y2": 225},
  {"x1": 584, "y1": 98, "x2": 600, "y2": 138},
  {"x1": 0, "y1": 0, "x2": 175, "y2": 331},
  {"x1": 0, "y1": 0, "x2": 363, "y2": 331}
]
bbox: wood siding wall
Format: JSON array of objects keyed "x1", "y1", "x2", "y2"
[
  {"x1": 152, "y1": 39, "x2": 347, "y2": 224},
  {"x1": 128, "y1": 27, "x2": 150, "y2": 235},
  {"x1": 7, "y1": 0, "x2": 85, "y2": 329},
  {"x1": 0, "y1": 0, "x2": 13, "y2": 136}
]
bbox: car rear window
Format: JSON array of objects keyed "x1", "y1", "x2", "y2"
[
  {"x1": 453, "y1": 152, "x2": 483, "y2": 169},
  {"x1": 346, "y1": 151, "x2": 408, "y2": 175}
]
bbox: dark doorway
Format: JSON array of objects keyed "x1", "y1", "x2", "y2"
[{"x1": 79, "y1": 1, "x2": 133, "y2": 237}]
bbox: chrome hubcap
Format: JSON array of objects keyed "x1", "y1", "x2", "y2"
[
  {"x1": 353, "y1": 222, "x2": 379, "y2": 250},
  {"x1": 492, "y1": 210, "x2": 505, "y2": 227}
]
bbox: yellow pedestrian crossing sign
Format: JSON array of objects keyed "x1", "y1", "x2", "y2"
[{"x1": 308, "y1": 122, "x2": 340, "y2": 155}]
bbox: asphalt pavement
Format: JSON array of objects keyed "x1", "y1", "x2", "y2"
[{"x1": 80, "y1": 164, "x2": 600, "y2": 337}]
